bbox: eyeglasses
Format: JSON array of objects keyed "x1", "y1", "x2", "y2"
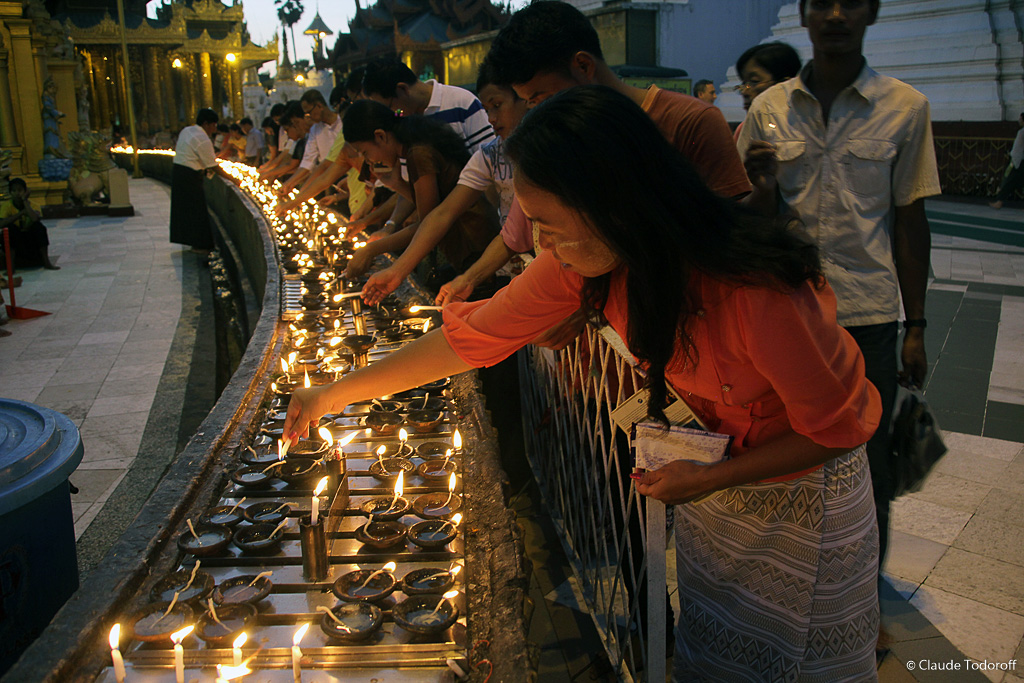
[{"x1": 733, "y1": 79, "x2": 776, "y2": 92}]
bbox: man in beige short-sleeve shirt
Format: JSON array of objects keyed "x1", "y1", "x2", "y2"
[{"x1": 736, "y1": 0, "x2": 941, "y2": 582}]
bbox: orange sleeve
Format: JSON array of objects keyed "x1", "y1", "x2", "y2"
[
  {"x1": 735, "y1": 281, "x2": 882, "y2": 448},
  {"x1": 442, "y1": 251, "x2": 583, "y2": 367}
]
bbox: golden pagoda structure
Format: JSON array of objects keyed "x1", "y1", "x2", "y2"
[{"x1": 54, "y1": 0, "x2": 277, "y2": 136}]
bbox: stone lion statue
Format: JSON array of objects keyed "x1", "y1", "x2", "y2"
[{"x1": 66, "y1": 131, "x2": 116, "y2": 205}]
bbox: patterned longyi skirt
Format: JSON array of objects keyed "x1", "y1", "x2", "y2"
[{"x1": 672, "y1": 447, "x2": 879, "y2": 683}]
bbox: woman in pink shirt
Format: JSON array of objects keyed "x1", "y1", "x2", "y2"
[{"x1": 285, "y1": 86, "x2": 882, "y2": 681}]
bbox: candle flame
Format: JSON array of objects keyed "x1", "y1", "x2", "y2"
[
  {"x1": 333, "y1": 293, "x2": 343, "y2": 302},
  {"x1": 304, "y1": 369, "x2": 311, "y2": 388},
  {"x1": 333, "y1": 319, "x2": 340, "y2": 329},
  {"x1": 271, "y1": 382, "x2": 278, "y2": 392},
  {"x1": 288, "y1": 351, "x2": 297, "y2": 366},
  {"x1": 451, "y1": 564, "x2": 462, "y2": 577},
  {"x1": 171, "y1": 624, "x2": 194, "y2": 644},
  {"x1": 409, "y1": 305, "x2": 422, "y2": 313},
  {"x1": 109, "y1": 623, "x2": 120, "y2": 650},
  {"x1": 330, "y1": 337, "x2": 342, "y2": 346},
  {"x1": 451, "y1": 512, "x2": 463, "y2": 526},
  {"x1": 375, "y1": 445, "x2": 386, "y2": 457},
  {"x1": 443, "y1": 590, "x2": 459, "y2": 599},
  {"x1": 338, "y1": 432, "x2": 357, "y2": 448},
  {"x1": 384, "y1": 561, "x2": 397, "y2": 572},
  {"x1": 293, "y1": 622, "x2": 310, "y2": 645},
  {"x1": 216, "y1": 663, "x2": 251, "y2": 680},
  {"x1": 232, "y1": 632, "x2": 247, "y2": 649},
  {"x1": 399, "y1": 428, "x2": 408, "y2": 444},
  {"x1": 448, "y1": 473, "x2": 457, "y2": 492},
  {"x1": 280, "y1": 358, "x2": 288, "y2": 373},
  {"x1": 453, "y1": 429, "x2": 462, "y2": 450},
  {"x1": 314, "y1": 476, "x2": 329, "y2": 497},
  {"x1": 318, "y1": 427, "x2": 333, "y2": 446},
  {"x1": 395, "y1": 471, "x2": 404, "y2": 497}
]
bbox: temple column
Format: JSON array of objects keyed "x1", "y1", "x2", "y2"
[
  {"x1": 93, "y1": 50, "x2": 112, "y2": 130},
  {"x1": 0, "y1": 32, "x2": 19, "y2": 146},
  {"x1": 199, "y1": 51, "x2": 213, "y2": 109},
  {"x1": 81, "y1": 49, "x2": 98, "y2": 130},
  {"x1": 231, "y1": 63, "x2": 244, "y2": 120},
  {"x1": 4, "y1": 17, "x2": 45, "y2": 174},
  {"x1": 145, "y1": 46, "x2": 165, "y2": 131},
  {"x1": 159, "y1": 52, "x2": 177, "y2": 128}
]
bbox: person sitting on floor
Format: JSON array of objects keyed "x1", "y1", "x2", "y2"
[{"x1": 0, "y1": 177, "x2": 60, "y2": 270}]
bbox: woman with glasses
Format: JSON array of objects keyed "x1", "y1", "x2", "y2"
[
  {"x1": 285, "y1": 86, "x2": 882, "y2": 681},
  {"x1": 734, "y1": 42, "x2": 802, "y2": 140}
]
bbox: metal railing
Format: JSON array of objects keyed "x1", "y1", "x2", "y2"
[
  {"x1": 517, "y1": 325, "x2": 668, "y2": 682},
  {"x1": 934, "y1": 135, "x2": 1022, "y2": 198}
]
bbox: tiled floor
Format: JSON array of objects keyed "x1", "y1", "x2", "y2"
[
  {"x1": 0, "y1": 178, "x2": 182, "y2": 539},
  {"x1": 1, "y1": 191, "x2": 1023, "y2": 681}
]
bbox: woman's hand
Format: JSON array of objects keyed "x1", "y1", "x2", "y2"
[
  {"x1": 283, "y1": 384, "x2": 341, "y2": 442},
  {"x1": 362, "y1": 266, "x2": 405, "y2": 306},
  {"x1": 435, "y1": 274, "x2": 474, "y2": 305},
  {"x1": 636, "y1": 460, "x2": 718, "y2": 506},
  {"x1": 345, "y1": 246, "x2": 375, "y2": 278}
]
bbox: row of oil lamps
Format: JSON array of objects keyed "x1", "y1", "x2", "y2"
[{"x1": 102, "y1": 154, "x2": 465, "y2": 681}]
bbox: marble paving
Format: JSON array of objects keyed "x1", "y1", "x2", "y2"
[{"x1": 0, "y1": 178, "x2": 182, "y2": 540}]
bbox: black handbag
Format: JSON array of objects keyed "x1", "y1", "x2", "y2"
[{"x1": 890, "y1": 386, "x2": 948, "y2": 497}]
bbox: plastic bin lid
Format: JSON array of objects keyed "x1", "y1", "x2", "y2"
[{"x1": 0, "y1": 399, "x2": 84, "y2": 517}]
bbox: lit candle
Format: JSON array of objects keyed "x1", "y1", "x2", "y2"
[
  {"x1": 355, "y1": 561, "x2": 397, "y2": 592},
  {"x1": 375, "y1": 444, "x2": 387, "y2": 466},
  {"x1": 318, "y1": 427, "x2": 333, "y2": 454},
  {"x1": 292, "y1": 623, "x2": 310, "y2": 683},
  {"x1": 232, "y1": 631, "x2": 247, "y2": 667},
  {"x1": 399, "y1": 428, "x2": 408, "y2": 450},
  {"x1": 310, "y1": 476, "x2": 329, "y2": 525},
  {"x1": 440, "y1": 472, "x2": 457, "y2": 510},
  {"x1": 216, "y1": 663, "x2": 250, "y2": 682},
  {"x1": 170, "y1": 625, "x2": 194, "y2": 683},
  {"x1": 453, "y1": 429, "x2": 462, "y2": 455},
  {"x1": 383, "y1": 471, "x2": 404, "y2": 514},
  {"x1": 108, "y1": 624, "x2": 126, "y2": 683},
  {"x1": 408, "y1": 305, "x2": 443, "y2": 312},
  {"x1": 424, "y1": 590, "x2": 460, "y2": 623},
  {"x1": 303, "y1": 369, "x2": 311, "y2": 389}
]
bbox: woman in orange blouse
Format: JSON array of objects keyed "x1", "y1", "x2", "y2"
[{"x1": 286, "y1": 86, "x2": 882, "y2": 681}]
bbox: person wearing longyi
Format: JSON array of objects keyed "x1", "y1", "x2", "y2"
[{"x1": 284, "y1": 86, "x2": 881, "y2": 681}]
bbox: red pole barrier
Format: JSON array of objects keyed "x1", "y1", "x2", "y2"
[{"x1": 3, "y1": 226, "x2": 50, "y2": 320}]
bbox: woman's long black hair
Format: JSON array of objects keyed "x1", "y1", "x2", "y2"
[
  {"x1": 342, "y1": 99, "x2": 470, "y2": 167},
  {"x1": 505, "y1": 85, "x2": 822, "y2": 424}
]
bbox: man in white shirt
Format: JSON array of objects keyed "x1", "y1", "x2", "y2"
[
  {"x1": 737, "y1": 0, "x2": 941, "y2": 581},
  {"x1": 278, "y1": 89, "x2": 342, "y2": 199},
  {"x1": 240, "y1": 117, "x2": 265, "y2": 165},
  {"x1": 170, "y1": 107, "x2": 220, "y2": 254},
  {"x1": 362, "y1": 59, "x2": 493, "y2": 153}
]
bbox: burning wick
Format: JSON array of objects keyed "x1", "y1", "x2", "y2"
[
  {"x1": 292, "y1": 623, "x2": 310, "y2": 683},
  {"x1": 421, "y1": 562, "x2": 463, "y2": 583},
  {"x1": 216, "y1": 663, "x2": 251, "y2": 682},
  {"x1": 431, "y1": 473, "x2": 458, "y2": 512},
  {"x1": 375, "y1": 444, "x2": 387, "y2": 467},
  {"x1": 398, "y1": 427, "x2": 408, "y2": 450},
  {"x1": 453, "y1": 428, "x2": 462, "y2": 455},
  {"x1": 232, "y1": 631, "x2": 247, "y2": 667},
  {"x1": 303, "y1": 369, "x2": 311, "y2": 389},
  {"x1": 310, "y1": 476, "x2": 329, "y2": 525},
  {"x1": 408, "y1": 305, "x2": 443, "y2": 312},
  {"x1": 108, "y1": 624, "x2": 126, "y2": 683},
  {"x1": 382, "y1": 471, "x2": 404, "y2": 515},
  {"x1": 316, "y1": 605, "x2": 352, "y2": 632},
  {"x1": 170, "y1": 625, "x2": 194, "y2": 683},
  {"x1": 355, "y1": 561, "x2": 397, "y2": 593},
  {"x1": 442, "y1": 448, "x2": 453, "y2": 468},
  {"x1": 423, "y1": 590, "x2": 460, "y2": 624}
]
